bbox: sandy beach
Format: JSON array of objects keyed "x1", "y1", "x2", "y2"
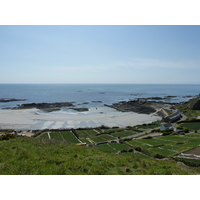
[{"x1": 0, "y1": 107, "x2": 161, "y2": 130}]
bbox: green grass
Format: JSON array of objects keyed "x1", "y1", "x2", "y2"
[
  {"x1": 176, "y1": 97, "x2": 200, "y2": 120},
  {"x1": 40, "y1": 131, "x2": 80, "y2": 143},
  {"x1": 97, "y1": 134, "x2": 116, "y2": 140},
  {"x1": 120, "y1": 152, "x2": 150, "y2": 159},
  {"x1": 60, "y1": 131, "x2": 80, "y2": 143},
  {"x1": 109, "y1": 143, "x2": 130, "y2": 151},
  {"x1": 95, "y1": 143, "x2": 115, "y2": 152},
  {"x1": 75, "y1": 129, "x2": 99, "y2": 139},
  {"x1": 112, "y1": 130, "x2": 137, "y2": 138},
  {"x1": 49, "y1": 132, "x2": 63, "y2": 141},
  {"x1": 95, "y1": 142, "x2": 130, "y2": 152},
  {"x1": 40, "y1": 133, "x2": 50, "y2": 139},
  {"x1": 126, "y1": 133, "x2": 200, "y2": 158},
  {"x1": 90, "y1": 136, "x2": 108, "y2": 143},
  {"x1": 1, "y1": 137, "x2": 200, "y2": 175},
  {"x1": 181, "y1": 122, "x2": 200, "y2": 130}
]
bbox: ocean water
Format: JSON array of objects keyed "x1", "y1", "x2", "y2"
[{"x1": 0, "y1": 84, "x2": 200, "y2": 110}]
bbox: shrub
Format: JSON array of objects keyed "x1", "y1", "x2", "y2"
[
  {"x1": 134, "y1": 146, "x2": 142, "y2": 152},
  {"x1": 142, "y1": 136, "x2": 152, "y2": 139},
  {"x1": 154, "y1": 153, "x2": 165, "y2": 159},
  {"x1": 151, "y1": 129, "x2": 160, "y2": 133},
  {"x1": 119, "y1": 139, "x2": 124, "y2": 144},
  {"x1": 184, "y1": 128, "x2": 189, "y2": 133},
  {"x1": 152, "y1": 144, "x2": 164, "y2": 148},
  {"x1": 177, "y1": 125, "x2": 184, "y2": 129},
  {"x1": 123, "y1": 138, "x2": 132, "y2": 141},
  {"x1": 162, "y1": 132, "x2": 172, "y2": 136},
  {"x1": 126, "y1": 126, "x2": 132, "y2": 130},
  {"x1": 0, "y1": 133, "x2": 18, "y2": 140}
]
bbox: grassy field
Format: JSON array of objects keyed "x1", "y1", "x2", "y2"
[
  {"x1": 181, "y1": 122, "x2": 200, "y2": 130},
  {"x1": 126, "y1": 133, "x2": 200, "y2": 158},
  {"x1": 111, "y1": 130, "x2": 138, "y2": 138},
  {"x1": 40, "y1": 131, "x2": 80, "y2": 143},
  {"x1": 176, "y1": 97, "x2": 200, "y2": 119},
  {"x1": 1, "y1": 136, "x2": 200, "y2": 174},
  {"x1": 95, "y1": 142, "x2": 130, "y2": 152}
]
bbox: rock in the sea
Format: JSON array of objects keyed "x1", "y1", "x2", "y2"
[
  {"x1": 71, "y1": 108, "x2": 89, "y2": 112},
  {"x1": 0, "y1": 98, "x2": 28, "y2": 102},
  {"x1": 9, "y1": 102, "x2": 75, "y2": 112},
  {"x1": 105, "y1": 100, "x2": 156, "y2": 114}
]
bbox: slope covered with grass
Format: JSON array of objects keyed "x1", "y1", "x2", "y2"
[
  {"x1": 0, "y1": 137, "x2": 200, "y2": 175},
  {"x1": 177, "y1": 97, "x2": 200, "y2": 119}
]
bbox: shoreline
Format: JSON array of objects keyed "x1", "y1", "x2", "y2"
[{"x1": 0, "y1": 107, "x2": 161, "y2": 130}]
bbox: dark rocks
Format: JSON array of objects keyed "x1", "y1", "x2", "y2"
[
  {"x1": 165, "y1": 96, "x2": 177, "y2": 98},
  {"x1": 146, "y1": 96, "x2": 177, "y2": 101},
  {"x1": 0, "y1": 98, "x2": 28, "y2": 102},
  {"x1": 105, "y1": 100, "x2": 156, "y2": 114},
  {"x1": 147, "y1": 97, "x2": 166, "y2": 100},
  {"x1": 77, "y1": 102, "x2": 89, "y2": 105},
  {"x1": 71, "y1": 108, "x2": 89, "y2": 112},
  {"x1": 9, "y1": 102, "x2": 75, "y2": 112},
  {"x1": 183, "y1": 95, "x2": 193, "y2": 98},
  {"x1": 92, "y1": 101, "x2": 102, "y2": 103}
]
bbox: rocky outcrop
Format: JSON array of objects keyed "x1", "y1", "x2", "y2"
[
  {"x1": 5, "y1": 102, "x2": 90, "y2": 113},
  {"x1": 105, "y1": 100, "x2": 156, "y2": 114},
  {"x1": 0, "y1": 98, "x2": 27, "y2": 102},
  {"x1": 71, "y1": 108, "x2": 89, "y2": 112},
  {"x1": 9, "y1": 102, "x2": 75, "y2": 112}
]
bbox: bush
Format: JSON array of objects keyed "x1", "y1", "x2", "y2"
[
  {"x1": 0, "y1": 133, "x2": 18, "y2": 140},
  {"x1": 177, "y1": 125, "x2": 184, "y2": 129},
  {"x1": 154, "y1": 153, "x2": 165, "y2": 159},
  {"x1": 134, "y1": 146, "x2": 142, "y2": 152},
  {"x1": 162, "y1": 132, "x2": 172, "y2": 136},
  {"x1": 184, "y1": 128, "x2": 189, "y2": 133},
  {"x1": 126, "y1": 126, "x2": 132, "y2": 130},
  {"x1": 151, "y1": 129, "x2": 160, "y2": 133},
  {"x1": 123, "y1": 138, "x2": 132, "y2": 141},
  {"x1": 142, "y1": 136, "x2": 152, "y2": 139},
  {"x1": 119, "y1": 139, "x2": 124, "y2": 144}
]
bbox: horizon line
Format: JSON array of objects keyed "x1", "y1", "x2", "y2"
[{"x1": 0, "y1": 83, "x2": 200, "y2": 85}]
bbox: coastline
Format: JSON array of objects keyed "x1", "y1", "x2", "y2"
[{"x1": 0, "y1": 107, "x2": 161, "y2": 130}]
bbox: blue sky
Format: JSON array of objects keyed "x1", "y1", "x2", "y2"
[{"x1": 0, "y1": 25, "x2": 200, "y2": 84}]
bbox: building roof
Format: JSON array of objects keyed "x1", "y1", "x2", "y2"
[{"x1": 161, "y1": 123, "x2": 172, "y2": 128}]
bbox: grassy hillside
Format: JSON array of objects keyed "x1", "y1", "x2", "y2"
[
  {"x1": 1, "y1": 136, "x2": 200, "y2": 175},
  {"x1": 177, "y1": 97, "x2": 200, "y2": 119}
]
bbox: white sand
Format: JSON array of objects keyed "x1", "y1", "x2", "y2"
[{"x1": 0, "y1": 107, "x2": 161, "y2": 130}]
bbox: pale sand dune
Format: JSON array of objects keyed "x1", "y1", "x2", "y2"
[{"x1": 0, "y1": 107, "x2": 161, "y2": 130}]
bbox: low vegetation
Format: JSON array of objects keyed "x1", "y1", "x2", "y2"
[
  {"x1": 1, "y1": 136, "x2": 200, "y2": 175},
  {"x1": 176, "y1": 96, "x2": 200, "y2": 119}
]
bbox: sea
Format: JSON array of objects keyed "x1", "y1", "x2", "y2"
[{"x1": 0, "y1": 84, "x2": 200, "y2": 110}]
